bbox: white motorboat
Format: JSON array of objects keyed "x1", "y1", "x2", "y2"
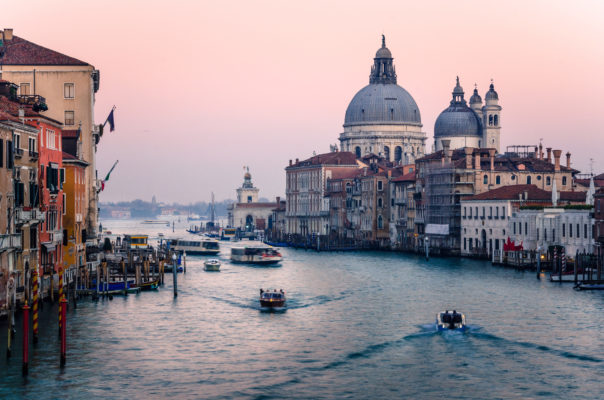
[
  {"x1": 204, "y1": 259, "x2": 221, "y2": 271},
  {"x1": 230, "y1": 246, "x2": 282, "y2": 265},
  {"x1": 436, "y1": 310, "x2": 466, "y2": 331}
]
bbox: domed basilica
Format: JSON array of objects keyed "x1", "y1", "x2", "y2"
[
  {"x1": 339, "y1": 36, "x2": 426, "y2": 165},
  {"x1": 434, "y1": 77, "x2": 501, "y2": 153}
]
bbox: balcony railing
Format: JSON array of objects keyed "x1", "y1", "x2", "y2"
[
  {"x1": 16, "y1": 208, "x2": 45, "y2": 224},
  {"x1": 29, "y1": 150, "x2": 39, "y2": 159},
  {"x1": 0, "y1": 233, "x2": 21, "y2": 251},
  {"x1": 14, "y1": 148, "x2": 23, "y2": 158},
  {"x1": 17, "y1": 94, "x2": 48, "y2": 111}
]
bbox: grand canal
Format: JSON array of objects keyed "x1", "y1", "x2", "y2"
[{"x1": 1, "y1": 219, "x2": 603, "y2": 399}]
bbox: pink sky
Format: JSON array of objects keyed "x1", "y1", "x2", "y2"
[{"x1": 4, "y1": 0, "x2": 604, "y2": 203}]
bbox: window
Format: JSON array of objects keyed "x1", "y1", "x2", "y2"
[
  {"x1": 496, "y1": 175, "x2": 501, "y2": 185},
  {"x1": 527, "y1": 176, "x2": 532, "y2": 184},
  {"x1": 378, "y1": 198, "x2": 383, "y2": 208},
  {"x1": 464, "y1": 238, "x2": 466, "y2": 250},
  {"x1": 0, "y1": 138, "x2": 3, "y2": 167},
  {"x1": 391, "y1": 198, "x2": 394, "y2": 206},
  {"x1": 19, "y1": 83, "x2": 31, "y2": 96},
  {"x1": 63, "y1": 193, "x2": 67, "y2": 214},
  {"x1": 384, "y1": 146, "x2": 390, "y2": 160},
  {"x1": 525, "y1": 223, "x2": 528, "y2": 235},
  {"x1": 496, "y1": 207, "x2": 499, "y2": 218},
  {"x1": 13, "y1": 133, "x2": 20, "y2": 151},
  {"x1": 562, "y1": 223, "x2": 566, "y2": 237},
  {"x1": 537, "y1": 175, "x2": 542, "y2": 181},
  {"x1": 28, "y1": 137, "x2": 36, "y2": 155},
  {"x1": 469, "y1": 207, "x2": 472, "y2": 218},
  {"x1": 569, "y1": 224, "x2": 573, "y2": 238},
  {"x1": 65, "y1": 111, "x2": 75, "y2": 126},
  {"x1": 463, "y1": 207, "x2": 467, "y2": 218},
  {"x1": 553, "y1": 229, "x2": 555, "y2": 242},
  {"x1": 64, "y1": 83, "x2": 75, "y2": 99},
  {"x1": 511, "y1": 175, "x2": 516, "y2": 181},
  {"x1": 577, "y1": 224, "x2": 580, "y2": 239},
  {"x1": 7, "y1": 141, "x2": 13, "y2": 169},
  {"x1": 562, "y1": 176, "x2": 567, "y2": 186},
  {"x1": 355, "y1": 147, "x2": 361, "y2": 158},
  {"x1": 544, "y1": 229, "x2": 547, "y2": 241},
  {"x1": 537, "y1": 228, "x2": 539, "y2": 240},
  {"x1": 377, "y1": 181, "x2": 383, "y2": 191},
  {"x1": 483, "y1": 175, "x2": 488, "y2": 184},
  {"x1": 475, "y1": 207, "x2": 478, "y2": 219},
  {"x1": 377, "y1": 215, "x2": 383, "y2": 229},
  {"x1": 489, "y1": 207, "x2": 492, "y2": 219},
  {"x1": 519, "y1": 222, "x2": 522, "y2": 235},
  {"x1": 46, "y1": 130, "x2": 56, "y2": 149},
  {"x1": 585, "y1": 224, "x2": 588, "y2": 238},
  {"x1": 502, "y1": 206, "x2": 505, "y2": 218},
  {"x1": 513, "y1": 222, "x2": 516, "y2": 234},
  {"x1": 494, "y1": 115, "x2": 499, "y2": 126},
  {"x1": 546, "y1": 176, "x2": 551, "y2": 185}
]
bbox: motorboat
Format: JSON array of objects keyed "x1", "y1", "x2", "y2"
[
  {"x1": 436, "y1": 310, "x2": 466, "y2": 331},
  {"x1": 204, "y1": 259, "x2": 221, "y2": 271},
  {"x1": 221, "y1": 228, "x2": 237, "y2": 241},
  {"x1": 231, "y1": 246, "x2": 282, "y2": 265},
  {"x1": 259, "y1": 289, "x2": 286, "y2": 309}
]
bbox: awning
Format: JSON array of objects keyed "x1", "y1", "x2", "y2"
[{"x1": 42, "y1": 242, "x2": 56, "y2": 252}]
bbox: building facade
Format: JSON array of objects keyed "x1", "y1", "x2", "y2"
[
  {"x1": 339, "y1": 36, "x2": 426, "y2": 164},
  {"x1": 62, "y1": 152, "x2": 88, "y2": 278},
  {"x1": 227, "y1": 170, "x2": 277, "y2": 233}
]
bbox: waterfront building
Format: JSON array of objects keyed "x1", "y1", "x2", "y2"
[
  {"x1": 227, "y1": 169, "x2": 278, "y2": 233},
  {"x1": 0, "y1": 28, "x2": 101, "y2": 239},
  {"x1": 62, "y1": 149, "x2": 88, "y2": 281},
  {"x1": 593, "y1": 189, "x2": 604, "y2": 267},
  {"x1": 509, "y1": 206, "x2": 593, "y2": 255},
  {"x1": 460, "y1": 184, "x2": 585, "y2": 257},
  {"x1": 0, "y1": 83, "x2": 42, "y2": 310},
  {"x1": 415, "y1": 142, "x2": 578, "y2": 254},
  {"x1": 339, "y1": 36, "x2": 426, "y2": 164},
  {"x1": 389, "y1": 167, "x2": 417, "y2": 250},
  {"x1": 267, "y1": 198, "x2": 286, "y2": 242},
  {"x1": 285, "y1": 151, "x2": 361, "y2": 237}
]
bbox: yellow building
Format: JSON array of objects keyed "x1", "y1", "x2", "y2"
[
  {"x1": 0, "y1": 28, "x2": 101, "y2": 238},
  {"x1": 62, "y1": 151, "x2": 88, "y2": 276}
]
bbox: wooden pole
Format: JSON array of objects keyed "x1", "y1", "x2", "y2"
[
  {"x1": 22, "y1": 302, "x2": 30, "y2": 375},
  {"x1": 122, "y1": 259, "x2": 127, "y2": 296},
  {"x1": 60, "y1": 297, "x2": 67, "y2": 367},
  {"x1": 32, "y1": 269, "x2": 39, "y2": 343},
  {"x1": 574, "y1": 250, "x2": 579, "y2": 285}
]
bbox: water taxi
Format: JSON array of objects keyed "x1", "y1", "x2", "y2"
[
  {"x1": 231, "y1": 246, "x2": 282, "y2": 265},
  {"x1": 173, "y1": 239, "x2": 220, "y2": 255},
  {"x1": 204, "y1": 259, "x2": 221, "y2": 271},
  {"x1": 436, "y1": 310, "x2": 466, "y2": 331},
  {"x1": 259, "y1": 289, "x2": 286, "y2": 309}
]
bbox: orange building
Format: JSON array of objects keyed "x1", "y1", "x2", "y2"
[{"x1": 62, "y1": 151, "x2": 88, "y2": 276}]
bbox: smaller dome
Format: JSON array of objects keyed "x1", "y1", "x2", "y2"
[
  {"x1": 434, "y1": 107, "x2": 481, "y2": 138},
  {"x1": 376, "y1": 47, "x2": 392, "y2": 58},
  {"x1": 469, "y1": 88, "x2": 482, "y2": 105},
  {"x1": 485, "y1": 83, "x2": 499, "y2": 101}
]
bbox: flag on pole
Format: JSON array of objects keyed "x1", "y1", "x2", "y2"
[{"x1": 106, "y1": 108, "x2": 116, "y2": 132}]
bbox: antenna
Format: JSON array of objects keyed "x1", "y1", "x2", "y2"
[{"x1": 590, "y1": 158, "x2": 594, "y2": 176}]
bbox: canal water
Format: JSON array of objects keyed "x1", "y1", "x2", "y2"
[{"x1": 1, "y1": 219, "x2": 603, "y2": 399}]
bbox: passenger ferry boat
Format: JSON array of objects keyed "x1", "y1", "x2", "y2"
[
  {"x1": 231, "y1": 245, "x2": 282, "y2": 265},
  {"x1": 123, "y1": 235, "x2": 149, "y2": 250},
  {"x1": 259, "y1": 289, "x2": 286, "y2": 309},
  {"x1": 436, "y1": 310, "x2": 466, "y2": 331},
  {"x1": 172, "y1": 239, "x2": 220, "y2": 255},
  {"x1": 221, "y1": 228, "x2": 237, "y2": 241}
]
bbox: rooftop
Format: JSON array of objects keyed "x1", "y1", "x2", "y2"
[{"x1": 0, "y1": 33, "x2": 89, "y2": 66}]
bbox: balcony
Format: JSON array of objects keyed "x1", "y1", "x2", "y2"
[
  {"x1": 17, "y1": 94, "x2": 48, "y2": 112},
  {"x1": 394, "y1": 199, "x2": 407, "y2": 206},
  {"x1": 16, "y1": 208, "x2": 45, "y2": 225},
  {"x1": 29, "y1": 150, "x2": 39, "y2": 160},
  {"x1": 0, "y1": 234, "x2": 21, "y2": 252},
  {"x1": 14, "y1": 148, "x2": 23, "y2": 158}
]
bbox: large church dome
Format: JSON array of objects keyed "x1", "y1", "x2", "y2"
[
  {"x1": 343, "y1": 35, "x2": 422, "y2": 127},
  {"x1": 434, "y1": 77, "x2": 481, "y2": 138}
]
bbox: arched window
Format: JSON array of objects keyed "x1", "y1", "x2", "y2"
[
  {"x1": 489, "y1": 115, "x2": 493, "y2": 126},
  {"x1": 390, "y1": 108, "x2": 394, "y2": 120},
  {"x1": 496, "y1": 175, "x2": 501, "y2": 185},
  {"x1": 394, "y1": 146, "x2": 402, "y2": 163},
  {"x1": 361, "y1": 109, "x2": 365, "y2": 121},
  {"x1": 377, "y1": 215, "x2": 383, "y2": 229},
  {"x1": 494, "y1": 115, "x2": 498, "y2": 126},
  {"x1": 562, "y1": 176, "x2": 567, "y2": 185},
  {"x1": 483, "y1": 175, "x2": 488, "y2": 184},
  {"x1": 527, "y1": 176, "x2": 532, "y2": 184},
  {"x1": 546, "y1": 176, "x2": 551, "y2": 185},
  {"x1": 355, "y1": 146, "x2": 361, "y2": 158},
  {"x1": 384, "y1": 146, "x2": 390, "y2": 160},
  {"x1": 378, "y1": 198, "x2": 383, "y2": 208}
]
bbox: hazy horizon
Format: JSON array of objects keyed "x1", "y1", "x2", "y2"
[{"x1": 4, "y1": 0, "x2": 604, "y2": 203}]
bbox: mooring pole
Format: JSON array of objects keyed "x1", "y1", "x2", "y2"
[
  {"x1": 60, "y1": 297, "x2": 67, "y2": 367},
  {"x1": 6, "y1": 295, "x2": 12, "y2": 358},
  {"x1": 22, "y1": 302, "x2": 30, "y2": 376},
  {"x1": 32, "y1": 268, "x2": 39, "y2": 344},
  {"x1": 536, "y1": 249, "x2": 541, "y2": 279},
  {"x1": 122, "y1": 259, "x2": 127, "y2": 296},
  {"x1": 172, "y1": 254, "x2": 178, "y2": 297},
  {"x1": 183, "y1": 252, "x2": 187, "y2": 274}
]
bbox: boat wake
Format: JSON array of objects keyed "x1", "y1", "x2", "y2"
[{"x1": 470, "y1": 332, "x2": 603, "y2": 364}]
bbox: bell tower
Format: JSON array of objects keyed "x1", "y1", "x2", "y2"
[
  {"x1": 236, "y1": 167, "x2": 259, "y2": 203},
  {"x1": 482, "y1": 80, "x2": 501, "y2": 152}
]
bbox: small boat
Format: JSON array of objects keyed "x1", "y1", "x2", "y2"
[
  {"x1": 142, "y1": 220, "x2": 169, "y2": 226},
  {"x1": 436, "y1": 310, "x2": 466, "y2": 331},
  {"x1": 204, "y1": 259, "x2": 221, "y2": 271},
  {"x1": 221, "y1": 228, "x2": 237, "y2": 241},
  {"x1": 550, "y1": 269, "x2": 596, "y2": 282},
  {"x1": 231, "y1": 245, "x2": 282, "y2": 265},
  {"x1": 259, "y1": 289, "x2": 286, "y2": 309}
]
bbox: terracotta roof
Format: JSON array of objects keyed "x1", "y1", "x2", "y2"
[
  {"x1": 62, "y1": 151, "x2": 77, "y2": 160},
  {"x1": 391, "y1": 171, "x2": 416, "y2": 182},
  {"x1": 62, "y1": 129, "x2": 79, "y2": 138},
  {"x1": 329, "y1": 168, "x2": 362, "y2": 180},
  {"x1": 466, "y1": 184, "x2": 586, "y2": 202},
  {"x1": 287, "y1": 151, "x2": 359, "y2": 169},
  {"x1": 0, "y1": 35, "x2": 89, "y2": 66},
  {"x1": 559, "y1": 191, "x2": 586, "y2": 201}
]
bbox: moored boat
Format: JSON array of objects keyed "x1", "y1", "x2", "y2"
[
  {"x1": 436, "y1": 310, "x2": 466, "y2": 331},
  {"x1": 231, "y1": 245, "x2": 282, "y2": 265},
  {"x1": 204, "y1": 259, "x2": 221, "y2": 271},
  {"x1": 259, "y1": 289, "x2": 286, "y2": 309}
]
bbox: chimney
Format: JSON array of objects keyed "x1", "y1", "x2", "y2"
[
  {"x1": 546, "y1": 147, "x2": 552, "y2": 163},
  {"x1": 276, "y1": 196, "x2": 280, "y2": 204},
  {"x1": 387, "y1": 170, "x2": 392, "y2": 178},
  {"x1": 566, "y1": 152, "x2": 571, "y2": 168},
  {"x1": 464, "y1": 147, "x2": 473, "y2": 169},
  {"x1": 289, "y1": 159, "x2": 292, "y2": 166},
  {"x1": 474, "y1": 151, "x2": 481, "y2": 170},
  {"x1": 295, "y1": 158, "x2": 299, "y2": 164},
  {"x1": 539, "y1": 143, "x2": 543, "y2": 160},
  {"x1": 3, "y1": 28, "x2": 13, "y2": 41},
  {"x1": 553, "y1": 149, "x2": 562, "y2": 172},
  {"x1": 488, "y1": 149, "x2": 495, "y2": 171}
]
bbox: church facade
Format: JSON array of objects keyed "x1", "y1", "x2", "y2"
[
  {"x1": 227, "y1": 169, "x2": 278, "y2": 232},
  {"x1": 339, "y1": 36, "x2": 427, "y2": 165}
]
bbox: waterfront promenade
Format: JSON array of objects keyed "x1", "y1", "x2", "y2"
[{"x1": 1, "y1": 219, "x2": 603, "y2": 399}]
